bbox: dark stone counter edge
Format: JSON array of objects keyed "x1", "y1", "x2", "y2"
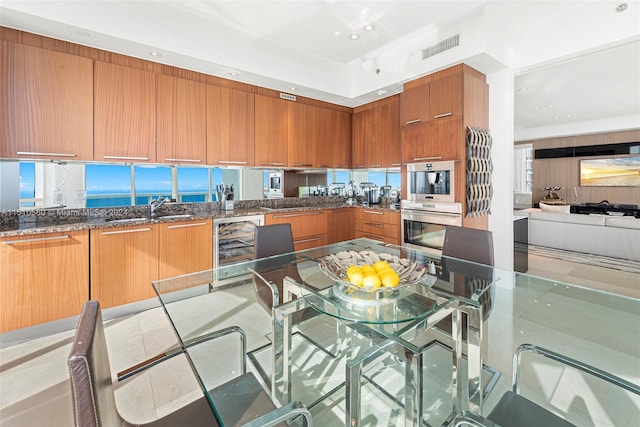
[{"x1": 0, "y1": 203, "x2": 400, "y2": 238}]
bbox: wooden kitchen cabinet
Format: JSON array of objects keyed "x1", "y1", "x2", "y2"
[
  {"x1": 352, "y1": 96, "x2": 401, "y2": 169},
  {"x1": 400, "y1": 81, "x2": 430, "y2": 127},
  {"x1": 1, "y1": 42, "x2": 93, "y2": 160},
  {"x1": 288, "y1": 102, "x2": 317, "y2": 168},
  {"x1": 354, "y1": 209, "x2": 400, "y2": 245},
  {"x1": 207, "y1": 85, "x2": 255, "y2": 166},
  {"x1": 429, "y1": 73, "x2": 463, "y2": 120},
  {"x1": 0, "y1": 231, "x2": 89, "y2": 332},
  {"x1": 94, "y1": 62, "x2": 156, "y2": 162},
  {"x1": 327, "y1": 208, "x2": 354, "y2": 244},
  {"x1": 157, "y1": 74, "x2": 207, "y2": 164},
  {"x1": 266, "y1": 210, "x2": 328, "y2": 251},
  {"x1": 159, "y1": 219, "x2": 212, "y2": 279},
  {"x1": 402, "y1": 117, "x2": 462, "y2": 163},
  {"x1": 90, "y1": 225, "x2": 159, "y2": 309},
  {"x1": 316, "y1": 108, "x2": 352, "y2": 169},
  {"x1": 255, "y1": 94, "x2": 289, "y2": 167}
]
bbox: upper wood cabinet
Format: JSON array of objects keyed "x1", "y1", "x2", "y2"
[
  {"x1": 316, "y1": 108, "x2": 352, "y2": 169},
  {"x1": 157, "y1": 74, "x2": 207, "y2": 164},
  {"x1": 429, "y1": 74, "x2": 463, "y2": 120},
  {"x1": 288, "y1": 101, "x2": 316, "y2": 168},
  {"x1": 94, "y1": 62, "x2": 156, "y2": 162},
  {"x1": 1, "y1": 42, "x2": 93, "y2": 160},
  {"x1": 352, "y1": 95, "x2": 401, "y2": 169},
  {"x1": 207, "y1": 85, "x2": 255, "y2": 166},
  {"x1": 0, "y1": 230, "x2": 89, "y2": 332},
  {"x1": 400, "y1": 82, "x2": 429, "y2": 127},
  {"x1": 255, "y1": 94, "x2": 289, "y2": 167},
  {"x1": 402, "y1": 116, "x2": 462, "y2": 163}
]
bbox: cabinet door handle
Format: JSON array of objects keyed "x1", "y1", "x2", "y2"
[
  {"x1": 17, "y1": 151, "x2": 76, "y2": 158},
  {"x1": 391, "y1": 163, "x2": 402, "y2": 166},
  {"x1": 217, "y1": 160, "x2": 248, "y2": 165},
  {"x1": 164, "y1": 158, "x2": 201, "y2": 163},
  {"x1": 3, "y1": 235, "x2": 70, "y2": 245},
  {"x1": 272, "y1": 211, "x2": 323, "y2": 219},
  {"x1": 413, "y1": 156, "x2": 443, "y2": 161},
  {"x1": 362, "y1": 234, "x2": 384, "y2": 242},
  {"x1": 104, "y1": 155, "x2": 149, "y2": 161},
  {"x1": 369, "y1": 164, "x2": 382, "y2": 168},
  {"x1": 294, "y1": 236, "x2": 324, "y2": 244},
  {"x1": 101, "y1": 228, "x2": 152, "y2": 235},
  {"x1": 364, "y1": 222, "x2": 385, "y2": 228},
  {"x1": 336, "y1": 165, "x2": 349, "y2": 169},
  {"x1": 434, "y1": 112, "x2": 453, "y2": 119},
  {"x1": 405, "y1": 119, "x2": 422, "y2": 125},
  {"x1": 260, "y1": 162, "x2": 285, "y2": 166},
  {"x1": 363, "y1": 210, "x2": 384, "y2": 215},
  {"x1": 318, "y1": 164, "x2": 330, "y2": 168},
  {"x1": 167, "y1": 222, "x2": 208, "y2": 229},
  {"x1": 291, "y1": 163, "x2": 313, "y2": 167}
]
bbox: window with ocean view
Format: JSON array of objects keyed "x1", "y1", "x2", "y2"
[
  {"x1": 86, "y1": 164, "x2": 132, "y2": 207},
  {"x1": 19, "y1": 162, "x2": 36, "y2": 207},
  {"x1": 178, "y1": 167, "x2": 209, "y2": 202}
]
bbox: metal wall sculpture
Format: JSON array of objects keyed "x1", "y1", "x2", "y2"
[{"x1": 466, "y1": 127, "x2": 493, "y2": 217}]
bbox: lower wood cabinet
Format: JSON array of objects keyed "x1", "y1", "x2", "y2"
[
  {"x1": 327, "y1": 208, "x2": 355, "y2": 244},
  {"x1": 354, "y1": 209, "x2": 400, "y2": 245},
  {"x1": 91, "y1": 220, "x2": 213, "y2": 308},
  {"x1": 90, "y1": 225, "x2": 160, "y2": 309},
  {"x1": 265, "y1": 210, "x2": 328, "y2": 251},
  {"x1": 159, "y1": 220, "x2": 212, "y2": 279},
  {"x1": 0, "y1": 230, "x2": 89, "y2": 332}
]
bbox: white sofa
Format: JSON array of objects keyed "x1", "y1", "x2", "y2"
[{"x1": 526, "y1": 210, "x2": 640, "y2": 261}]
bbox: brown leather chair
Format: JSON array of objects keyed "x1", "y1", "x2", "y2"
[
  {"x1": 252, "y1": 223, "x2": 304, "y2": 312},
  {"x1": 68, "y1": 300, "x2": 312, "y2": 427}
]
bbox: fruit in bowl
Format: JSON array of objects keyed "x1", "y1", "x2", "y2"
[
  {"x1": 345, "y1": 262, "x2": 400, "y2": 289},
  {"x1": 318, "y1": 250, "x2": 427, "y2": 293}
]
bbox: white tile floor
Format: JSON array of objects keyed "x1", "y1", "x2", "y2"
[{"x1": 1, "y1": 253, "x2": 638, "y2": 426}]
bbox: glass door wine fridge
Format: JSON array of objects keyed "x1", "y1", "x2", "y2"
[{"x1": 213, "y1": 214, "x2": 264, "y2": 282}]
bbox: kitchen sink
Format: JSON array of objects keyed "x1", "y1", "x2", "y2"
[
  {"x1": 157, "y1": 214, "x2": 194, "y2": 220},
  {"x1": 105, "y1": 217, "x2": 150, "y2": 224}
]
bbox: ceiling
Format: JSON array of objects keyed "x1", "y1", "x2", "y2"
[{"x1": 1, "y1": 0, "x2": 639, "y2": 133}]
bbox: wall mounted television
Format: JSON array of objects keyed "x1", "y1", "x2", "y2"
[{"x1": 579, "y1": 156, "x2": 640, "y2": 187}]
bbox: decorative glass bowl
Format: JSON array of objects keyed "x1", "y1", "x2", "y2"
[{"x1": 318, "y1": 250, "x2": 428, "y2": 299}]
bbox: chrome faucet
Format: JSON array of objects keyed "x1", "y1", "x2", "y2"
[{"x1": 150, "y1": 196, "x2": 167, "y2": 218}]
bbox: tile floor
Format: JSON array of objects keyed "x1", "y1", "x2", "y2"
[{"x1": 1, "y1": 252, "x2": 638, "y2": 426}]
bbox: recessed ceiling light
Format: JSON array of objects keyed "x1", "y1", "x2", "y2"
[
  {"x1": 616, "y1": 3, "x2": 628, "y2": 13},
  {"x1": 349, "y1": 34, "x2": 360, "y2": 40},
  {"x1": 229, "y1": 71, "x2": 239, "y2": 77},
  {"x1": 289, "y1": 87, "x2": 298, "y2": 91},
  {"x1": 545, "y1": 104, "x2": 554, "y2": 108},
  {"x1": 148, "y1": 51, "x2": 163, "y2": 57},
  {"x1": 517, "y1": 87, "x2": 528, "y2": 92},
  {"x1": 364, "y1": 24, "x2": 376, "y2": 32},
  {"x1": 377, "y1": 90, "x2": 387, "y2": 96}
]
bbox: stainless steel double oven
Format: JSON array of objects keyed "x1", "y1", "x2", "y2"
[{"x1": 401, "y1": 200, "x2": 462, "y2": 256}]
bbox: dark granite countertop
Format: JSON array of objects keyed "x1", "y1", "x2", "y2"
[{"x1": 0, "y1": 200, "x2": 400, "y2": 238}]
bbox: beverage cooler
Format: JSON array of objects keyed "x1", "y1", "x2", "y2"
[{"x1": 213, "y1": 214, "x2": 264, "y2": 282}]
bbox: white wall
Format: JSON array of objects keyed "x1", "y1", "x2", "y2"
[
  {"x1": 0, "y1": 161, "x2": 19, "y2": 211},
  {"x1": 487, "y1": 68, "x2": 515, "y2": 270}
]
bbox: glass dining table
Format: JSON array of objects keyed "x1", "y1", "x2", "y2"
[{"x1": 151, "y1": 238, "x2": 640, "y2": 427}]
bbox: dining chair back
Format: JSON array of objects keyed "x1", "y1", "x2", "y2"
[
  {"x1": 454, "y1": 343, "x2": 640, "y2": 427},
  {"x1": 253, "y1": 224, "x2": 303, "y2": 311},
  {"x1": 68, "y1": 300, "x2": 312, "y2": 427},
  {"x1": 442, "y1": 225, "x2": 494, "y2": 266}
]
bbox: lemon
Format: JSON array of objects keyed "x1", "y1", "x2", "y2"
[
  {"x1": 362, "y1": 274, "x2": 382, "y2": 289},
  {"x1": 380, "y1": 270, "x2": 400, "y2": 287},
  {"x1": 346, "y1": 265, "x2": 362, "y2": 278},
  {"x1": 373, "y1": 261, "x2": 391, "y2": 272},
  {"x1": 348, "y1": 272, "x2": 364, "y2": 286},
  {"x1": 360, "y1": 265, "x2": 375, "y2": 275}
]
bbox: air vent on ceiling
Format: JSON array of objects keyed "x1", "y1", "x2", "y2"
[
  {"x1": 279, "y1": 93, "x2": 297, "y2": 101},
  {"x1": 422, "y1": 34, "x2": 460, "y2": 60}
]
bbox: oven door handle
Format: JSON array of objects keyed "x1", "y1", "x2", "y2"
[{"x1": 401, "y1": 210, "x2": 462, "y2": 226}]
